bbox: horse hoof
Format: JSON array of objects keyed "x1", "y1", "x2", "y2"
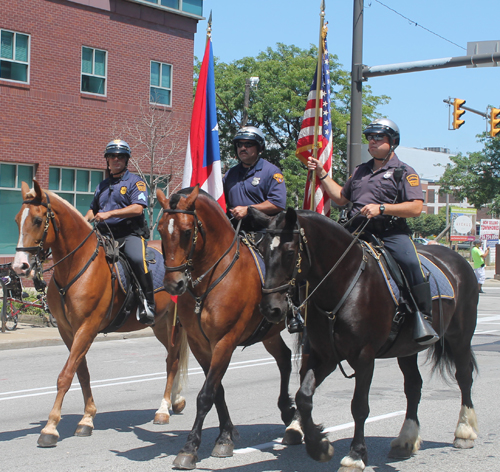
[
  {"x1": 307, "y1": 438, "x2": 334, "y2": 462},
  {"x1": 37, "y1": 433, "x2": 58, "y2": 448},
  {"x1": 388, "y1": 446, "x2": 413, "y2": 459},
  {"x1": 154, "y1": 412, "x2": 170, "y2": 425},
  {"x1": 172, "y1": 398, "x2": 186, "y2": 414},
  {"x1": 282, "y1": 428, "x2": 303, "y2": 445},
  {"x1": 74, "y1": 425, "x2": 93, "y2": 437},
  {"x1": 454, "y1": 438, "x2": 475, "y2": 449},
  {"x1": 173, "y1": 452, "x2": 198, "y2": 470},
  {"x1": 211, "y1": 442, "x2": 234, "y2": 457}
]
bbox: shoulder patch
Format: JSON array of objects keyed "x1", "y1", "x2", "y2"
[
  {"x1": 406, "y1": 174, "x2": 420, "y2": 187},
  {"x1": 120, "y1": 186, "x2": 127, "y2": 195},
  {"x1": 273, "y1": 173, "x2": 284, "y2": 183},
  {"x1": 136, "y1": 181, "x2": 147, "y2": 192}
]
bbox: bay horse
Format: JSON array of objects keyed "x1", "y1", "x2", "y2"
[
  {"x1": 13, "y1": 180, "x2": 189, "y2": 448},
  {"x1": 156, "y1": 186, "x2": 302, "y2": 470},
  {"x1": 250, "y1": 207, "x2": 478, "y2": 472}
]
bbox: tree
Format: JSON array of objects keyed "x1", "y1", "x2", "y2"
[
  {"x1": 439, "y1": 132, "x2": 500, "y2": 216},
  {"x1": 114, "y1": 100, "x2": 184, "y2": 237},
  {"x1": 196, "y1": 43, "x2": 389, "y2": 209}
]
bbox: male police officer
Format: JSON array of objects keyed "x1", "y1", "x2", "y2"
[
  {"x1": 307, "y1": 118, "x2": 438, "y2": 345},
  {"x1": 85, "y1": 140, "x2": 155, "y2": 326},
  {"x1": 223, "y1": 126, "x2": 304, "y2": 332}
]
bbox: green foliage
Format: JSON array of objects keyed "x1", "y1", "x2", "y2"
[
  {"x1": 407, "y1": 211, "x2": 447, "y2": 238},
  {"x1": 195, "y1": 43, "x2": 389, "y2": 209},
  {"x1": 438, "y1": 132, "x2": 500, "y2": 215}
]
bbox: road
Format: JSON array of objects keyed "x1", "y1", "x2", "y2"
[{"x1": 1, "y1": 290, "x2": 499, "y2": 472}]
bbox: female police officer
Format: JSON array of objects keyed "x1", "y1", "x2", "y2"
[
  {"x1": 85, "y1": 139, "x2": 155, "y2": 326},
  {"x1": 307, "y1": 118, "x2": 438, "y2": 345}
]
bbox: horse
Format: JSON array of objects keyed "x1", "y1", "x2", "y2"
[
  {"x1": 250, "y1": 207, "x2": 478, "y2": 472},
  {"x1": 155, "y1": 185, "x2": 303, "y2": 470},
  {"x1": 12, "y1": 180, "x2": 189, "y2": 448}
]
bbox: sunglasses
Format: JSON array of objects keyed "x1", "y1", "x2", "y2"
[
  {"x1": 106, "y1": 154, "x2": 128, "y2": 159},
  {"x1": 236, "y1": 141, "x2": 257, "y2": 149},
  {"x1": 366, "y1": 134, "x2": 386, "y2": 142}
]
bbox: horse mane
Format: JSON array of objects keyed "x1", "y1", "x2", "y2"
[
  {"x1": 38, "y1": 187, "x2": 92, "y2": 230},
  {"x1": 170, "y1": 187, "x2": 228, "y2": 219},
  {"x1": 295, "y1": 210, "x2": 354, "y2": 239}
]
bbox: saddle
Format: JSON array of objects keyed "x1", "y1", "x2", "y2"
[{"x1": 98, "y1": 236, "x2": 165, "y2": 334}]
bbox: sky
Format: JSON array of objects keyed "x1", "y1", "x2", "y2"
[{"x1": 193, "y1": 0, "x2": 498, "y2": 157}]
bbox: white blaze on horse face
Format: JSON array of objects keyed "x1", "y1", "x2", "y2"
[
  {"x1": 270, "y1": 236, "x2": 280, "y2": 251},
  {"x1": 12, "y1": 208, "x2": 31, "y2": 274},
  {"x1": 168, "y1": 218, "x2": 175, "y2": 235}
]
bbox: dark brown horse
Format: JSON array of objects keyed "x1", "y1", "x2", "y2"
[
  {"x1": 156, "y1": 186, "x2": 302, "y2": 470},
  {"x1": 13, "y1": 180, "x2": 189, "y2": 447},
  {"x1": 250, "y1": 207, "x2": 478, "y2": 472}
]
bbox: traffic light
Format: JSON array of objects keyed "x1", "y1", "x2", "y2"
[
  {"x1": 490, "y1": 108, "x2": 500, "y2": 138},
  {"x1": 452, "y1": 98, "x2": 466, "y2": 130}
]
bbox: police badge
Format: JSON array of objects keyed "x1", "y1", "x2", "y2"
[{"x1": 251, "y1": 177, "x2": 261, "y2": 186}]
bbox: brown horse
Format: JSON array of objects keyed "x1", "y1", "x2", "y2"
[
  {"x1": 250, "y1": 208, "x2": 478, "y2": 472},
  {"x1": 13, "y1": 180, "x2": 189, "y2": 448},
  {"x1": 156, "y1": 186, "x2": 302, "y2": 470}
]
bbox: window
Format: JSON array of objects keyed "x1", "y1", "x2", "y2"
[
  {"x1": 0, "y1": 163, "x2": 34, "y2": 254},
  {"x1": 141, "y1": 0, "x2": 202, "y2": 16},
  {"x1": 49, "y1": 167, "x2": 104, "y2": 216},
  {"x1": 81, "y1": 47, "x2": 107, "y2": 95},
  {"x1": 150, "y1": 61, "x2": 172, "y2": 106},
  {"x1": 0, "y1": 29, "x2": 29, "y2": 83}
]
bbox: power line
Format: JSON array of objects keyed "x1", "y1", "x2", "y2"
[{"x1": 372, "y1": 0, "x2": 467, "y2": 51}]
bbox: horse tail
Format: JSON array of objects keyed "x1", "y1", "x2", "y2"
[
  {"x1": 177, "y1": 326, "x2": 189, "y2": 391},
  {"x1": 428, "y1": 338, "x2": 478, "y2": 384}
]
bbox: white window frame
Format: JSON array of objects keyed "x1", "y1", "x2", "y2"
[
  {"x1": 150, "y1": 60, "x2": 173, "y2": 107},
  {"x1": 0, "y1": 29, "x2": 30, "y2": 84},
  {"x1": 81, "y1": 46, "x2": 107, "y2": 96}
]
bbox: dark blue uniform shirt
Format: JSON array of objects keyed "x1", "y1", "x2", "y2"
[
  {"x1": 90, "y1": 170, "x2": 148, "y2": 234},
  {"x1": 223, "y1": 158, "x2": 287, "y2": 211}
]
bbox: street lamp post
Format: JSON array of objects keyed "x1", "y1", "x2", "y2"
[{"x1": 242, "y1": 76, "x2": 259, "y2": 127}]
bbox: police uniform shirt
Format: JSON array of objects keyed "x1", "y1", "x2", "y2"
[
  {"x1": 223, "y1": 158, "x2": 286, "y2": 210},
  {"x1": 90, "y1": 170, "x2": 148, "y2": 228},
  {"x1": 341, "y1": 154, "x2": 423, "y2": 218}
]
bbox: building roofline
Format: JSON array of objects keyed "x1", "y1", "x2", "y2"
[{"x1": 124, "y1": 0, "x2": 204, "y2": 20}]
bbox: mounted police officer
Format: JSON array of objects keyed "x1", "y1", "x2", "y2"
[
  {"x1": 85, "y1": 139, "x2": 155, "y2": 326},
  {"x1": 307, "y1": 118, "x2": 439, "y2": 345},
  {"x1": 223, "y1": 126, "x2": 303, "y2": 333}
]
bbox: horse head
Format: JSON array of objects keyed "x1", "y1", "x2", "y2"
[
  {"x1": 13, "y1": 180, "x2": 59, "y2": 276},
  {"x1": 157, "y1": 185, "x2": 202, "y2": 295},
  {"x1": 250, "y1": 207, "x2": 305, "y2": 325}
]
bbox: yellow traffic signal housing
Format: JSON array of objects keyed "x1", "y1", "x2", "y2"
[
  {"x1": 452, "y1": 98, "x2": 466, "y2": 129},
  {"x1": 490, "y1": 108, "x2": 500, "y2": 138}
]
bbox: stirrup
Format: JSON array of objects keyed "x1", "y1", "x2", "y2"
[
  {"x1": 287, "y1": 314, "x2": 304, "y2": 334},
  {"x1": 137, "y1": 304, "x2": 155, "y2": 326},
  {"x1": 413, "y1": 311, "x2": 438, "y2": 345}
]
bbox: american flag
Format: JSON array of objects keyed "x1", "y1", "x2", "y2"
[{"x1": 296, "y1": 31, "x2": 332, "y2": 216}]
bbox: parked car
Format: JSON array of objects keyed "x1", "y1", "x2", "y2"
[
  {"x1": 456, "y1": 241, "x2": 473, "y2": 250},
  {"x1": 413, "y1": 237, "x2": 429, "y2": 245}
]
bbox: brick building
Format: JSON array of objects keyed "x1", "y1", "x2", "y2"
[{"x1": 1, "y1": 0, "x2": 203, "y2": 258}]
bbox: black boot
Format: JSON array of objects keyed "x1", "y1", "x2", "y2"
[
  {"x1": 411, "y1": 281, "x2": 438, "y2": 345},
  {"x1": 287, "y1": 310, "x2": 304, "y2": 334},
  {"x1": 136, "y1": 271, "x2": 156, "y2": 326}
]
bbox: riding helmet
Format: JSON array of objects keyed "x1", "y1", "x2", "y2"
[
  {"x1": 104, "y1": 139, "x2": 132, "y2": 158},
  {"x1": 363, "y1": 118, "x2": 400, "y2": 149},
  {"x1": 233, "y1": 126, "x2": 266, "y2": 154}
]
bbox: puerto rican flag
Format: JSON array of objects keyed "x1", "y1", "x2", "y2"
[
  {"x1": 182, "y1": 38, "x2": 226, "y2": 210},
  {"x1": 296, "y1": 30, "x2": 332, "y2": 216}
]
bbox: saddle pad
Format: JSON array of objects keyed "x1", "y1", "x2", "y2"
[
  {"x1": 115, "y1": 247, "x2": 165, "y2": 294},
  {"x1": 242, "y1": 239, "x2": 266, "y2": 286},
  {"x1": 363, "y1": 242, "x2": 455, "y2": 305}
]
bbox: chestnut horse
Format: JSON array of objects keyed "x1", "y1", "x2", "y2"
[
  {"x1": 250, "y1": 208, "x2": 478, "y2": 472},
  {"x1": 13, "y1": 180, "x2": 189, "y2": 448},
  {"x1": 156, "y1": 186, "x2": 302, "y2": 470}
]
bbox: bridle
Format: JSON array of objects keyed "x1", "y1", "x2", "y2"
[{"x1": 161, "y1": 206, "x2": 242, "y2": 318}]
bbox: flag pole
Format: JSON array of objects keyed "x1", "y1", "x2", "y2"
[
  {"x1": 309, "y1": 0, "x2": 326, "y2": 211},
  {"x1": 206, "y1": 10, "x2": 212, "y2": 43}
]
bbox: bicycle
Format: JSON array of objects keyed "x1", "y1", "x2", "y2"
[{"x1": 0, "y1": 264, "x2": 56, "y2": 331}]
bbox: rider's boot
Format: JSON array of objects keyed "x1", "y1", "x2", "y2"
[
  {"x1": 136, "y1": 271, "x2": 156, "y2": 326},
  {"x1": 287, "y1": 310, "x2": 304, "y2": 334},
  {"x1": 412, "y1": 281, "x2": 439, "y2": 345}
]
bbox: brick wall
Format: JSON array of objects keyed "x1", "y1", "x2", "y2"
[{"x1": 1, "y1": 0, "x2": 197, "y2": 189}]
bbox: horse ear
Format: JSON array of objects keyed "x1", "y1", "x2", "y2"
[
  {"x1": 284, "y1": 207, "x2": 297, "y2": 230},
  {"x1": 33, "y1": 179, "x2": 43, "y2": 200},
  {"x1": 156, "y1": 188, "x2": 169, "y2": 209},
  {"x1": 21, "y1": 181, "x2": 30, "y2": 199},
  {"x1": 247, "y1": 206, "x2": 274, "y2": 230},
  {"x1": 185, "y1": 184, "x2": 199, "y2": 210}
]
